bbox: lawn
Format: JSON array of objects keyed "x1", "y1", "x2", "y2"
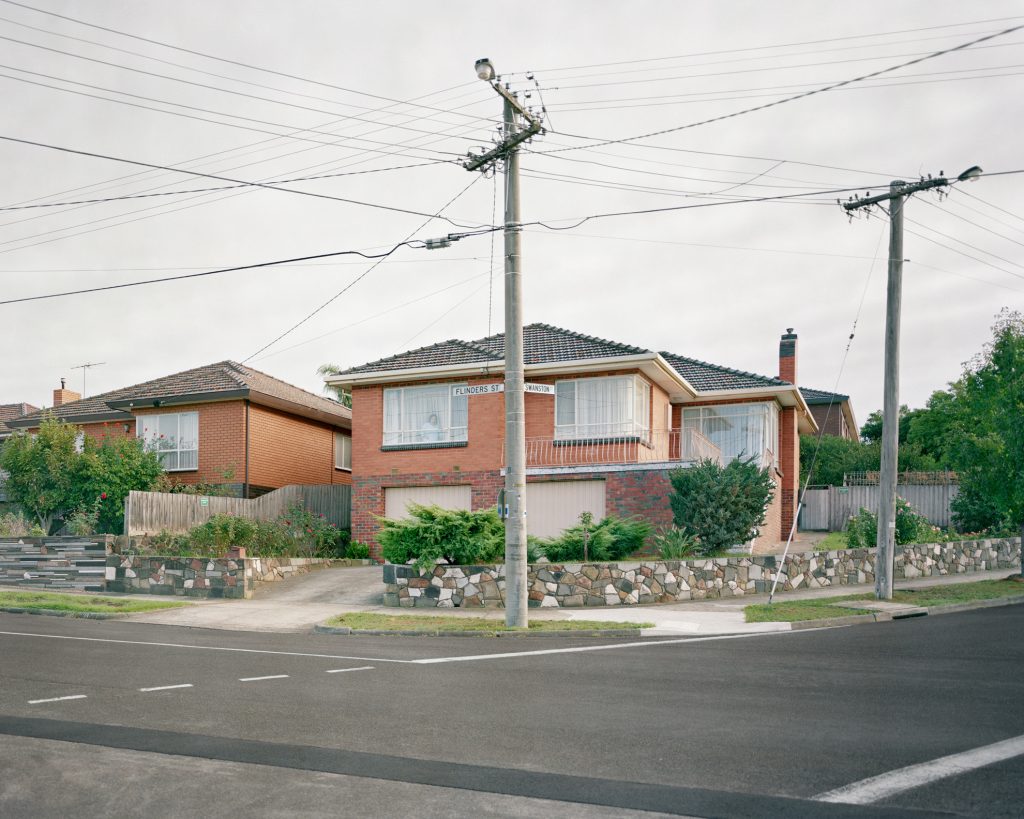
[
  {"x1": 324, "y1": 612, "x2": 652, "y2": 633},
  {"x1": 745, "y1": 577, "x2": 1024, "y2": 623},
  {"x1": 0, "y1": 590, "x2": 189, "y2": 614}
]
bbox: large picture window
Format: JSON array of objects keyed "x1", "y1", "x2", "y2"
[
  {"x1": 138, "y1": 411, "x2": 199, "y2": 471},
  {"x1": 682, "y1": 403, "x2": 778, "y2": 467},
  {"x1": 555, "y1": 375, "x2": 650, "y2": 440},
  {"x1": 383, "y1": 384, "x2": 468, "y2": 447}
]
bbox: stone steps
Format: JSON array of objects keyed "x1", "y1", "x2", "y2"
[{"x1": 0, "y1": 538, "x2": 108, "y2": 592}]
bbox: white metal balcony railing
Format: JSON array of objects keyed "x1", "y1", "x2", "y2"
[{"x1": 504, "y1": 428, "x2": 723, "y2": 469}]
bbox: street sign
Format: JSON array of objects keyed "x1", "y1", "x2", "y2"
[{"x1": 452, "y1": 382, "x2": 554, "y2": 396}]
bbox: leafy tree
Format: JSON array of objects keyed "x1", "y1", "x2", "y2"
[
  {"x1": 70, "y1": 432, "x2": 164, "y2": 534},
  {"x1": 317, "y1": 363, "x2": 352, "y2": 408},
  {"x1": 0, "y1": 417, "x2": 79, "y2": 532},
  {"x1": 860, "y1": 405, "x2": 912, "y2": 443},
  {"x1": 800, "y1": 434, "x2": 938, "y2": 487},
  {"x1": 668, "y1": 457, "x2": 775, "y2": 554},
  {"x1": 947, "y1": 310, "x2": 1024, "y2": 543}
]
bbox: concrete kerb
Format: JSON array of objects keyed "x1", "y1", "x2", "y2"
[
  {"x1": 0, "y1": 606, "x2": 126, "y2": 620},
  {"x1": 788, "y1": 593, "x2": 1024, "y2": 631},
  {"x1": 312, "y1": 623, "x2": 646, "y2": 639}
]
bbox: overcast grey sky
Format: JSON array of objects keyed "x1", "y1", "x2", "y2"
[{"x1": 2, "y1": 0, "x2": 1021, "y2": 424}]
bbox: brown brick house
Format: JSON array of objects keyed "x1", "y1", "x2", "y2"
[
  {"x1": 7, "y1": 363, "x2": 351, "y2": 497},
  {"x1": 799, "y1": 387, "x2": 859, "y2": 441},
  {"x1": 328, "y1": 324, "x2": 816, "y2": 557}
]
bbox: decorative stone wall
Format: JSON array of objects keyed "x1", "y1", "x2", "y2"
[
  {"x1": 105, "y1": 555, "x2": 333, "y2": 599},
  {"x1": 382, "y1": 537, "x2": 1020, "y2": 608}
]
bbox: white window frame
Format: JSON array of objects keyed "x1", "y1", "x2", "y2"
[
  {"x1": 334, "y1": 431, "x2": 352, "y2": 470},
  {"x1": 554, "y1": 375, "x2": 651, "y2": 441},
  {"x1": 682, "y1": 402, "x2": 779, "y2": 468},
  {"x1": 382, "y1": 383, "x2": 468, "y2": 447},
  {"x1": 137, "y1": 411, "x2": 199, "y2": 472}
]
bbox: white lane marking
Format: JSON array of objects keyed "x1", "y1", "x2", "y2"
[
  {"x1": 0, "y1": 630, "x2": 414, "y2": 663},
  {"x1": 238, "y1": 674, "x2": 289, "y2": 682},
  {"x1": 325, "y1": 666, "x2": 374, "y2": 674},
  {"x1": 139, "y1": 683, "x2": 193, "y2": 692},
  {"x1": 411, "y1": 631, "x2": 787, "y2": 664},
  {"x1": 815, "y1": 734, "x2": 1024, "y2": 804},
  {"x1": 28, "y1": 695, "x2": 87, "y2": 704}
]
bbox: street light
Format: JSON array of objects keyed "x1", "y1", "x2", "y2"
[
  {"x1": 957, "y1": 165, "x2": 983, "y2": 183},
  {"x1": 475, "y1": 58, "x2": 495, "y2": 82}
]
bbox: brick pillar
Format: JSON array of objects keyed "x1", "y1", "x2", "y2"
[
  {"x1": 779, "y1": 406, "x2": 799, "y2": 540},
  {"x1": 778, "y1": 328, "x2": 798, "y2": 384}
]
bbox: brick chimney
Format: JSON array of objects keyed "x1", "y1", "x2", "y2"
[
  {"x1": 53, "y1": 378, "x2": 81, "y2": 407},
  {"x1": 778, "y1": 328, "x2": 798, "y2": 384}
]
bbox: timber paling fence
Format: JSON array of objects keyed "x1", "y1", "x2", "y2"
[
  {"x1": 125, "y1": 484, "x2": 351, "y2": 536},
  {"x1": 800, "y1": 480, "x2": 959, "y2": 532}
]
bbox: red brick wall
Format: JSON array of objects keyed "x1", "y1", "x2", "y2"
[
  {"x1": 778, "y1": 405, "x2": 799, "y2": 541},
  {"x1": 134, "y1": 402, "x2": 245, "y2": 488},
  {"x1": 248, "y1": 404, "x2": 342, "y2": 489},
  {"x1": 79, "y1": 420, "x2": 135, "y2": 441}
]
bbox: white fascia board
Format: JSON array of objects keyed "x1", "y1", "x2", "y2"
[
  {"x1": 326, "y1": 360, "x2": 502, "y2": 388},
  {"x1": 678, "y1": 385, "x2": 818, "y2": 433}
]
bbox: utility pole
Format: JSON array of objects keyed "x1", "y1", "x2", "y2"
[
  {"x1": 842, "y1": 167, "x2": 981, "y2": 599},
  {"x1": 465, "y1": 59, "x2": 543, "y2": 628}
]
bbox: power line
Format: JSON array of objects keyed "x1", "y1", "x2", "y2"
[
  {"x1": 505, "y1": 15, "x2": 1024, "y2": 75},
  {"x1": 0, "y1": 243, "x2": 429, "y2": 306},
  {"x1": 918, "y1": 196, "x2": 1024, "y2": 249},
  {"x1": 242, "y1": 176, "x2": 486, "y2": 362},
  {"x1": 0, "y1": 134, "x2": 480, "y2": 226},
  {"x1": 0, "y1": 0, "x2": 487, "y2": 124},
  {"x1": 955, "y1": 186, "x2": 1024, "y2": 225},
  {"x1": 0, "y1": 160, "x2": 447, "y2": 212},
  {"x1": 534, "y1": 24, "x2": 1024, "y2": 155},
  {"x1": 0, "y1": 13, "x2": 494, "y2": 130}
]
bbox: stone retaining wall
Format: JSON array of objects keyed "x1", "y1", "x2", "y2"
[
  {"x1": 382, "y1": 537, "x2": 1021, "y2": 608},
  {"x1": 105, "y1": 555, "x2": 333, "y2": 599}
]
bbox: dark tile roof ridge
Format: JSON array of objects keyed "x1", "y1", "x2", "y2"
[
  {"x1": 451, "y1": 338, "x2": 500, "y2": 358},
  {"x1": 659, "y1": 351, "x2": 789, "y2": 387},
  {"x1": 528, "y1": 322, "x2": 652, "y2": 356},
  {"x1": 343, "y1": 337, "x2": 469, "y2": 373},
  {"x1": 224, "y1": 360, "x2": 349, "y2": 414}
]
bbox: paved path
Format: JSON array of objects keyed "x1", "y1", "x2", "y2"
[{"x1": 122, "y1": 563, "x2": 1020, "y2": 635}]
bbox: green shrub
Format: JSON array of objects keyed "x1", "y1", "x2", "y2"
[
  {"x1": 669, "y1": 457, "x2": 775, "y2": 555},
  {"x1": 0, "y1": 511, "x2": 45, "y2": 537},
  {"x1": 377, "y1": 504, "x2": 504, "y2": 571},
  {"x1": 652, "y1": 526, "x2": 699, "y2": 559},
  {"x1": 65, "y1": 498, "x2": 101, "y2": 537},
  {"x1": 533, "y1": 514, "x2": 652, "y2": 563},
  {"x1": 846, "y1": 497, "x2": 933, "y2": 548},
  {"x1": 346, "y1": 541, "x2": 371, "y2": 560},
  {"x1": 950, "y1": 483, "x2": 1008, "y2": 534},
  {"x1": 276, "y1": 501, "x2": 345, "y2": 557}
]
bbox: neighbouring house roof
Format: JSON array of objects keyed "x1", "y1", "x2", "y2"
[
  {"x1": 0, "y1": 402, "x2": 39, "y2": 438},
  {"x1": 340, "y1": 323, "x2": 651, "y2": 376},
  {"x1": 6, "y1": 362, "x2": 350, "y2": 430},
  {"x1": 799, "y1": 386, "x2": 850, "y2": 404}
]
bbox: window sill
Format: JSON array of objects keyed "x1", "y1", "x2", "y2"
[
  {"x1": 381, "y1": 441, "x2": 468, "y2": 452},
  {"x1": 335, "y1": 467, "x2": 352, "y2": 472},
  {"x1": 163, "y1": 468, "x2": 198, "y2": 473}
]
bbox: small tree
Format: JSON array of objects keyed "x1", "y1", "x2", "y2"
[
  {"x1": 668, "y1": 456, "x2": 775, "y2": 555},
  {"x1": 70, "y1": 431, "x2": 164, "y2": 534},
  {"x1": 0, "y1": 417, "x2": 79, "y2": 532}
]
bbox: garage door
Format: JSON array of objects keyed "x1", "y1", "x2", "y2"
[
  {"x1": 526, "y1": 480, "x2": 606, "y2": 538},
  {"x1": 384, "y1": 486, "x2": 472, "y2": 520}
]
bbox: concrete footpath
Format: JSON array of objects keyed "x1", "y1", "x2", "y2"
[{"x1": 120, "y1": 564, "x2": 1023, "y2": 636}]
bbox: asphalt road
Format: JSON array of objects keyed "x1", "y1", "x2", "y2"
[{"x1": 1, "y1": 606, "x2": 1022, "y2": 817}]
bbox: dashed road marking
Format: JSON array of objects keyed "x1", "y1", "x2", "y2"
[
  {"x1": 28, "y1": 695, "x2": 87, "y2": 704},
  {"x1": 325, "y1": 666, "x2": 374, "y2": 674},
  {"x1": 139, "y1": 683, "x2": 193, "y2": 692},
  {"x1": 238, "y1": 674, "x2": 289, "y2": 682},
  {"x1": 815, "y1": 733, "x2": 1024, "y2": 804}
]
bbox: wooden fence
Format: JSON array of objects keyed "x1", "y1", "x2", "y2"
[
  {"x1": 799, "y1": 482, "x2": 959, "y2": 532},
  {"x1": 125, "y1": 484, "x2": 351, "y2": 536}
]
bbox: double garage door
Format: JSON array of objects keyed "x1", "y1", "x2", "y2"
[{"x1": 383, "y1": 481, "x2": 606, "y2": 538}]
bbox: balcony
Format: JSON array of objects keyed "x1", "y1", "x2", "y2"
[{"x1": 504, "y1": 428, "x2": 722, "y2": 470}]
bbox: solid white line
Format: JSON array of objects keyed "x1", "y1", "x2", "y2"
[
  {"x1": 0, "y1": 630, "x2": 414, "y2": 663},
  {"x1": 28, "y1": 695, "x2": 87, "y2": 704},
  {"x1": 815, "y1": 734, "x2": 1024, "y2": 804},
  {"x1": 325, "y1": 666, "x2": 374, "y2": 674},
  {"x1": 238, "y1": 674, "x2": 289, "y2": 682},
  {"x1": 139, "y1": 683, "x2": 193, "y2": 692},
  {"x1": 411, "y1": 631, "x2": 786, "y2": 664}
]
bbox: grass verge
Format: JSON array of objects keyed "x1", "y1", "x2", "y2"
[
  {"x1": 0, "y1": 590, "x2": 189, "y2": 614},
  {"x1": 324, "y1": 612, "x2": 652, "y2": 633},
  {"x1": 745, "y1": 577, "x2": 1024, "y2": 622}
]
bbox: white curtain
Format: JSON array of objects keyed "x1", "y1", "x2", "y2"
[
  {"x1": 556, "y1": 376, "x2": 648, "y2": 439},
  {"x1": 383, "y1": 385, "x2": 467, "y2": 445}
]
